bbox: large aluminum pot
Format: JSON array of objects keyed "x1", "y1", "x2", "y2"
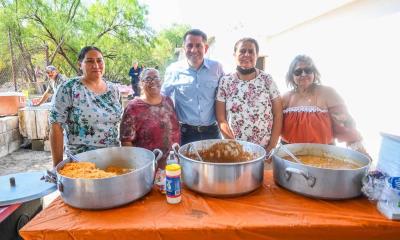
[
  {"x1": 272, "y1": 143, "x2": 371, "y2": 200},
  {"x1": 55, "y1": 147, "x2": 162, "y2": 209},
  {"x1": 174, "y1": 139, "x2": 266, "y2": 197}
]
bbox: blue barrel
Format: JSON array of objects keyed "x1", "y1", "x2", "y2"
[{"x1": 377, "y1": 133, "x2": 400, "y2": 176}]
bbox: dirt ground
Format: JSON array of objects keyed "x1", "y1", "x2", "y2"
[{"x1": 0, "y1": 149, "x2": 53, "y2": 175}]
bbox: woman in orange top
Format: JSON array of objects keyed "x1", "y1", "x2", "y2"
[{"x1": 282, "y1": 55, "x2": 368, "y2": 154}]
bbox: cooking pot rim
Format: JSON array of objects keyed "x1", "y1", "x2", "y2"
[
  {"x1": 56, "y1": 146, "x2": 157, "y2": 180},
  {"x1": 56, "y1": 165, "x2": 143, "y2": 180},
  {"x1": 274, "y1": 157, "x2": 370, "y2": 171},
  {"x1": 177, "y1": 139, "x2": 266, "y2": 165},
  {"x1": 272, "y1": 143, "x2": 371, "y2": 171},
  {"x1": 178, "y1": 154, "x2": 265, "y2": 165}
]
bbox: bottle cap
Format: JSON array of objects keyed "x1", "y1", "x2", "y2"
[{"x1": 166, "y1": 164, "x2": 181, "y2": 171}]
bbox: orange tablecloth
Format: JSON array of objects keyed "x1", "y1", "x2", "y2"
[{"x1": 20, "y1": 171, "x2": 400, "y2": 240}]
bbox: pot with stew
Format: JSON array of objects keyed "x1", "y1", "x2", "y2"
[
  {"x1": 174, "y1": 140, "x2": 266, "y2": 197},
  {"x1": 272, "y1": 143, "x2": 371, "y2": 199}
]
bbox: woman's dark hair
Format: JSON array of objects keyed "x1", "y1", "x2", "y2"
[
  {"x1": 77, "y1": 46, "x2": 103, "y2": 63},
  {"x1": 234, "y1": 38, "x2": 259, "y2": 54},
  {"x1": 286, "y1": 54, "x2": 321, "y2": 89},
  {"x1": 183, "y1": 29, "x2": 207, "y2": 43}
]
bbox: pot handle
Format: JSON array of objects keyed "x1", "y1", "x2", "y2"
[
  {"x1": 153, "y1": 148, "x2": 163, "y2": 164},
  {"x1": 41, "y1": 169, "x2": 57, "y2": 184},
  {"x1": 41, "y1": 169, "x2": 64, "y2": 192},
  {"x1": 265, "y1": 147, "x2": 276, "y2": 163},
  {"x1": 171, "y1": 143, "x2": 181, "y2": 163},
  {"x1": 285, "y1": 167, "x2": 316, "y2": 188}
]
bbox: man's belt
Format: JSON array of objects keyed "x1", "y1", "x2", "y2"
[{"x1": 180, "y1": 123, "x2": 218, "y2": 133}]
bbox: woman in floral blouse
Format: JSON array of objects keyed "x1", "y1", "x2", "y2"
[
  {"x1": 49, "y1": 46, "x2": 122, "y2": 166},
  {"x1": 216, "y1": 38, "x2": 282, "y2": 152},
  {"x1": 120, "y1": 68, "x2": 180, "y2": 170}
]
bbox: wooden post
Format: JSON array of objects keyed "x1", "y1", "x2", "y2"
[{"x1": 8, "y1": 28, "x2": 17, "y2": 91}]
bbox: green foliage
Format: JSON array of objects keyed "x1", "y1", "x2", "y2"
[
  {"x1": 0, "y1": 0, "x2": 189, "y2": 86},
  {"x1": 150, "y1": 24, "x2": 190, "y2": 75}
]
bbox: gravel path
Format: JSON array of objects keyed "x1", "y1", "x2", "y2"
[{"x1": 0, "y1": 149, "x2": 53, "y2": 176}]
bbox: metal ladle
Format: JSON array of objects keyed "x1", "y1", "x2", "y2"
[
  {"x1": 188, "y1": 143, "x2": 203, "y2": 162},
  {"x1": 279, "y1": 144, "x2": 302, "y2": 164},
  {"x1": 65, "y1": 150, "x2": 79, "y2": 162}
]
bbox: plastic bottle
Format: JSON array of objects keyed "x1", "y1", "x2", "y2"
[
  {"x1": 154, "y1": 168, "x2": 166, "y2": 194},
  {"x1": 381, "y1": 177, "x2": 400, "y2": 204},
  {"x1": 26, "y1": 99, "x2": 33, "y2": 107},
  {"x1": 165, "y1": 163, "x2": 181, "y2": 204},
  {"x1": 166, "y1": 151, "x2": 178, "y2": 165}
]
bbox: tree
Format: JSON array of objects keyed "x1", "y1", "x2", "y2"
[
  {"x1": 151, "y1": 24, "x2": 190, "y2": 74},
  {"x1": 0, "y1": 0, "x2": 189, "y2": 89}
]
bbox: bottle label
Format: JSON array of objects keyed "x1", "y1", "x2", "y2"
[
  {"x1": 166, "y1": 175, "x2": 181, "y2": 197},
  {"x1": 388, "y1": 177, "x2": 400, "y2": 190},
  {"x1": 154, "y1": 169, "x2": 166, "y2": 194}
]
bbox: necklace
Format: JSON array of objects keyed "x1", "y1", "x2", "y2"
[
  {"x1": 299, "y1": 94, "x2": 313, "y2": 103},
  {"x1": 296, "y1": 89, "x2": 314, "y2": 103}
]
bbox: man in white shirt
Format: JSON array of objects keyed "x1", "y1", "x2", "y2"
[{"x1": 35, "y1": 65, "x2": 67, "y2": 106}]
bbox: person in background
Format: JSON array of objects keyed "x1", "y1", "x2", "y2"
[
  {"x1": 120, "y1": 68, "x2": 180, "y2": 169},
  {"x1": 35, "y1": 65, "x2": 67, "y2": 106},
  {"x1": 281, "y1": 54, "x2": 368, "y2": 155},
  {"x1": 216, "y1": 38, "x2": 282, "y2": 152},
  {"x1": 34, "y1": 65, "x2": 44, "y2": 79},
  {"x1": 129, "y1": 61, "x2": 142, "y2": 97},
  {"x1": 162, "y1": 29, "x2": 224, "y2": 145},
  {"x1": 49, "y1": 46, "x2": 122, "y2": 166}
]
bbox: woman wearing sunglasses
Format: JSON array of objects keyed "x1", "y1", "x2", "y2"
[
  {"x1": 119, "y1": 68, "x2": 180, "y2": 170},
  {"x1": 281, "y1": 54, "x2": 368, "y2": 154}
]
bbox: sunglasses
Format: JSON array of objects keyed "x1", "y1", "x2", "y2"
[
  {"x1": 142, "y1": 76, "x2": 161, "y2": 82},
  {"x1": 293, "y1": 68, "x2": 313, "y2": 76}
]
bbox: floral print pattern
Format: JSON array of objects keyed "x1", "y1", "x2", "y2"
[
  {"x1": 119, "y1": 96, "x2": 180, "y2": 169},
  {"x1": 216, "y1": 71, "x2": 280, "y2": 145},
  {"x1": 49, "y1": 77, "x2": 122, "y2": 154}
]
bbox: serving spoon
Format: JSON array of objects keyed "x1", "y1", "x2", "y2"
[
  {"x1": 279, "y1": 144, "x2": 302, "y2": 164},
  {"x1": 188, "y1": 143, "x2": 204, "y2": 162},
  {"x1": 65, "y1": 150, "x2": 80, "y2": 162}
]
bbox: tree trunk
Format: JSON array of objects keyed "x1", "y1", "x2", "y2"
[
  {"x1": 7, "y1": 28, "x2": 17, "y2": 91},
  {"x1": 59, "y1": 46, "x2": 79, "y2": 74},
  {"x1": 45, "y1": 43, "x2": 49, "y2": 66},
  {"x1": 15, "y1": 39, "x2": 37, "y2": 83},
  {"x1": 49, "y1": 37, "x2": 65, "y2": 64}
]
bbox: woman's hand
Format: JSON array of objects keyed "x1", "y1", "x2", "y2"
[
  {"x1": 265, "y1": 96, "x2": 283, "y2": 161},
  {"x1": 348, "y1": 141, "x2": 372, "y2": 160},
  {"x1": 216, "y1": 100, "x2": 235, "y2": 139},
  {"x1": 219, "y1": 122, "x2": 235, "y2": 139}
]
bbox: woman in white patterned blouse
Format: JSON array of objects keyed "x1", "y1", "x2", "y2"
[{"x1": 216, "y1": 38, "x2": 283, "y2": 153}]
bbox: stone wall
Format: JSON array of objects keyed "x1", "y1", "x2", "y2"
[{"x1": 0, "y1": 116, "x2": 22, "y2": 158}]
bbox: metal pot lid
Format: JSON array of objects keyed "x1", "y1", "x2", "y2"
[{"x1": 0, "y1": 171, "x2": 57, "y2": 206}]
